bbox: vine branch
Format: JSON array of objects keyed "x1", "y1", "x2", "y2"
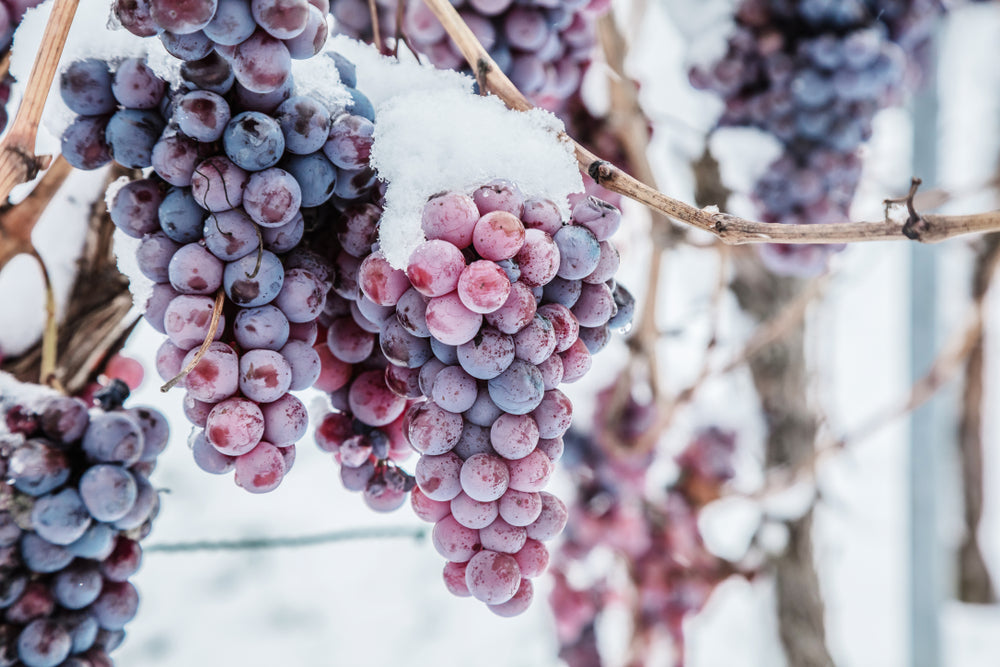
[
  {"x1": 0, "y1": 0, "x2": 79, "y2": 203},
  {"x1": 422, "y1": 0, "x2": 1000, "y2": 246}
]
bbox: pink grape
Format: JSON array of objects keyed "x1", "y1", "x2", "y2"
[
  {"x1": 280, "y1": 340, "x2": 321, "y2": 390},
  {"x1": 484, "y1": 281, "x2": 536, "y2": 335},
  {"x1": 537, "y1": 354, "x2": 563, "y2": 390},
  {"x1": 183, "y1": 394, "x2": 213, "y2": 427},
  {"x1": 234, "y1": 441, "x2": 286, "y2": 493},
  {"x1": 155, "y1": 340, "x2": 186, "y2": 381},
  {"x1": 348, "y1": 369, "x2": 407, "y2": 426},
  {"x1": 274, "y1": 268, "x2": 326, "y2": 323},
  {"x1": 239, "y1": 349, "x2": 292, "y2": 403},
  {"x1": 206, "y1": 397, "x2": 265, "y2": 456},
  {"x1": 479, "y1": 517, "x2": 527, "y2": 554},
  {"x1": 532, "y1": 389, "x2": 573, "y2": 439},
  {"x1": 506, "y1": 449, "x2": 553, "y2": 492},
  {"x1": 442, "y1": 561, "x2": 471, "y2": 597},
  {"x1": 490, "y1": 413, "x2": 538, "y2": 460},
  {"x1": 515, "y1": 228, "x2": 560, "y2": 287},
  {"x1": 431, "y1": 515, "x2": 481, "y2": 562},
  {"x1": 537, "y1": 303, "x2": 579, "y2": 353},
  {"x1": 313, "y1": 343, "x2": 351, "y2": 392},
  {"x1": 472, "y1": 180, "x2": 524, "y2": 217},
  {"x1": 385, "y1": 364, "x2": 422, "y2": 399},
  {"x1": 406, "y1": 239, "x2": 466, "y2": 298},
  {"x1": 422, "y1": 192, "x2": 479, "y2": 248},
  {"x1": 314, "y1": 411, "x2": 351, "y2": 453},
  {"x1": 449, "y1": 491, "x2": 499, "y2": 529},
  {"x1": 415, "y1": 451, "x2": 463, "y2": 502},
  {"x1": 472, "y1": 211, "x2": 525, "y2": 261},
  {"x1": 559, "y1": 338, "x2": 592, "y2": 383},
  {"x1": 327, "y1": 316, "x2": 375, "y2": 362},
  {"x1": 457, "y1": 260, "x2": 511, "y2": 314},
  {"x1": 498, "y1": 489, "x2": 542, "y2": 527},
  {"x1": 251, "y1": 0, "x2": 309, "y2": 39},
  {"x1": 244, "y1": 167, "x2": 302, "y2": 227},
  {"x1": 488, "y1": 578, "x2": 533, "y2": 617},
  {"x1": 537, "y1": 436, "x2": 564, "y2": 462},
  {"x1": 406, "y1": 401, "x2": 463, "y2": 455},
  {"x1": 168, "y1": 243, "x2": 224, "y2": 294},
  {"x1": 513, "y1": 539, "x2": 549, "y2": 578},
  {"x1": 191, "y1": 156, "x2": 247, "y2": 212},
  {"x1": 571, "y1": 195, "x2": 621, "y2": 241},
  {"x1": 460, "y1": 453, "x2": 509, "y2": 502},
  {"x1": 465, "y1": 550, "x2": 520, "y2": 604},
  {"x1": 521, "y1": 198, "x2": 562, "y2": 236},
  {"x1": 454, "y1": 422, "x2": 493, "y2": 459},
  {"x1": 231, "y1": 29, "x2": 291, "y2": 94},
  {"x1": 525, "y1": 491, "x2": 567, "y2": 540},
  {"x1": 572, "y1": 282, "x2": 616, "y2": 327},
  {"x1": 260, "y1": 392, "x2": 308, "y2": 446},
  {"x1": 583, "y1": 241, "x2": 621, "y2": 284},
  {"x1": 513, "y1": 313, "x2": 557, "y2": 364},
  {"x1": 430, "y1": 365, "x2": 478, "y2": 413},
  {"x1": 164, "y1": 294, "x2": 226, "y2": 349},
  {"x1": 425, "y1": 292, "x2": 483, "y2": 346},
  {"x1": 456, "y1": 327, "x2": 515, "y2": 380},
  {"x1": 358, "y1": 252, "x2": 410, "y2": 306},
  {"x1": 411, "y1": 486, "x2": 451, "y2": 523},
  {"x1": 192, "y1": 431, "x2": 236, "y2": 474},
  {"x1": 181, "y1": 342, "x2": 239, "y2": 403}
]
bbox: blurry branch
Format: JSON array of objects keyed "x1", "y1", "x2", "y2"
[
  {"x1": 423, "y1": 0, "x2": 1000, "y2": 246},
  {"x1": 0, "y1": 0, "x2": 78, "y2": 203},
  {"x1": 955, "y1": 234, "x2": 999, "y2": 603},
  {"x1": 145, "y1": 526, "x2": 428, "y2": 553},
  {"x1": 745, "y1": 291, "x2": 990, "y2": 503},
  {"x1": 598, "y1": 10, "x2": 671, "y2": 397},
  {"x1": 2, "y1": 166, "x2": 138, "y2": 395},
  {"x1": 0, "y1": 156, "x2": 72, "y2": 272}
]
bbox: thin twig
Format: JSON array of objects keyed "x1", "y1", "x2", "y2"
[
  {"x1": 421, "y1": 0, "x2": 1000, "y2": 247},
  {"x1": 0, "y1": 156, "x2": 73, "y2": 272},
  {"x1": 367, "y1": 0, "x2": 384, "y2": 54},
  {"x1": 744, "y1": 300, "x2": 987, "y2": 502},
  {"x1": 0, "y1": 0, "x2": 79, "y2": 203},
  {"x1": 26, "y1": 247, "x2": 59, "y2": 389},
  {"x1": 144, "y1": 525, "x2": 428, "y2": 553},
  {"x1": 160, "y1": 290, "x2": 225, "y2": 392}
]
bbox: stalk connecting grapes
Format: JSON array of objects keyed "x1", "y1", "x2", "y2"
[
  {"x1": 690, "y1": 0, "x2": 940, "y2": 276},
  {"x1": 1, "y1": 377, "x2": 168, "y2": 667}
]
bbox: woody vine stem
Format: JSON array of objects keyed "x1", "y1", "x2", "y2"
[{"x1": 421, "y1": 0, "x2": 1000, "y2": 246}]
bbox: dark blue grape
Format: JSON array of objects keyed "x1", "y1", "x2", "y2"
[
  {"x1": 105, "y1": 109, "x2": 165, "y2": 168},
  {"x1": 279, "y1": 151, "x2": 337, "y2": 206},
  {"x1": 223, "y1": 110, "x2": 285, "y2": 170},
  {"x1": 61, "y1": 115, "x2": 112, "y2": 171},
  {"x1": 60, "y1": 60, "x2": 115, "y2": 115}
]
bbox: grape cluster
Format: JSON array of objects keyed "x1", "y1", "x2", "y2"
[
  {"x1": 114, "y1": 0, "x2": 330, "y2": 83},
  {"x1": 331, "y1": 0, "x2": 606, "y2": 112},
  {"x1": 312, "y1": 181, "x2": 633, "y2": 614},
  {"x1": 1, "y1": 380, "x2": 167, "y2": 667},
  {"x1": 552, "y1": 379, "x2": 749, "y2": 664},
  {"x1": 690, "y1": 0, "x2": 941, "y2": 276},
  {"x1": 58, "y1": 48, "x2": 380, "y2": 493}
]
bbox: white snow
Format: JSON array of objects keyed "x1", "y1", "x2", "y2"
[
  {"x1": 372, "y1": 88, "x2": 582, "y2": 268},
  {"x1": 698, "y1": 496, "x2": 763, "y2": 561},
  {"x1": 113, "y1": 228, "x2": 151, "y2": 312}
]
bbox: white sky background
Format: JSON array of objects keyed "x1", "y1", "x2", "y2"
[{"x1": 1, "y1": 1, "x2": 1000, "y2": 666}]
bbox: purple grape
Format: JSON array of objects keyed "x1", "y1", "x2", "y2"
[
  {"x1": 112, "y1": 58, "x2": 166, "y2": 109},
  {"x1": 79, "y1": 465, "x2": 138, "y2": 521},
  {"x1": 82, "y1": 413, "x2": 144, "y2": 465},
  {"x1": 232, "y1": 29, "x2": 292, "y2": 94},
  {"x1": 181, "y1": 52, "x2": 236, "y2": 94},
  {"x1": 158, "y1": 187, "x2": 206, "y2": 243},
  {"x1": 109, "y1": 179, "x2": 164, "y2": 239},
  {"x1": 223, "y1": 249, "x2": 285, "y2": 307},
  {"x1": 61, "y1": 116, "x2": 111, "y2": 170}
]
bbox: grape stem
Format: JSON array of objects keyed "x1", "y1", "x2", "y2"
[
  {"x1": 144, "y1": 525, "x2": 428, "y2": 553},
  {"x1": 367, "y1": 0, "x2": 384, "y2": 54},
  {"x1": 0, "y1": 0, "x2": 79, "y2": 203},
  {"x1": 421, "y1": 0, "x2": 1000, "y2": 246},
  {"x1": 159, "y1": 290, "x2": 225, "y2": 392}
]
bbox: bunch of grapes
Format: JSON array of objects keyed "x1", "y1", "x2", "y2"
[
  {"x1": 689, "y1": 0, "x2": 941, "y2": 276},
  {"x1": 552, "y1": 383, "x2": 750, "y2": 664},
  {"x1": 309, "y1": 180, "x2": 630, "y2": 615},
  {"x1": 331, "y1": 0, "x2": 607, "y2": 112},
  {"x1": 58, "y1": 46, "x2": 381, "y2": 493},
  {"x1": 113, "y1": 0, "x2": 330, "y2": 81},
  {"x1": 1, "y1": 378, "x2": 168, "y2": 667}
]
